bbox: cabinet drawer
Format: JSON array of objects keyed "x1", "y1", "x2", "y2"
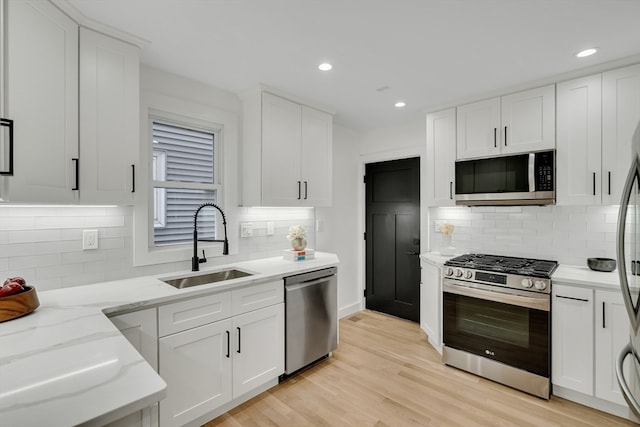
[
  {"x1": 232, "y1": 280, "x2": 283, "y2": 315},
  {"x1": 159, "y1": 292, "x2": 232, "y2": 337}
]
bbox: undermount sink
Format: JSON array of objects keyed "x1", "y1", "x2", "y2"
[{"x1": 162, "y1": 268, "x2": 253, "y2": 289}]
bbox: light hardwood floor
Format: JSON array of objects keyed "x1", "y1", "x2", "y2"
[{"x1": 204, "y1": 310, "x2": 636, "y2": 426}]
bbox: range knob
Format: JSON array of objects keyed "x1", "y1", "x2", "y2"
[
  {"x1": 534, "y1": 280, "x2": 547, "y2": 291},
  {"x1": 454, "y1": 268, "x2": 463, "y2": 278},
  {"x1": 521, "y1": 278, "x2": 533, "y2": 288},
  {"x1": 444, "y1": 267, "x2": 454, "y2": 276},
  {"x1": 464, "y1": 270, "x2": 473, "y2": 279}
]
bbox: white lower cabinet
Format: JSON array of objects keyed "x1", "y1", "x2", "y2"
[
  {"x1": 108, "y1": 308, "x2": 159, "y2": 427},
  {"x1": 552, "y1": 284, "x2": 594, "y2": 395},
  {"x1": 420, "y1": 260, "x2": 442, "y2": 352},
  {"x1": 158, "y1": 281, "x2": 284, "y2": 427},
  {"x1": 159, "y1": 318, "x2": 233, "y2": 427},
  {"x1": 232, "y1": 304, "x2": 284, "y2": 397},
  {"x1": 595, "y1": 290, "x2": 630, "y2": 406},
  {"x1": 552, "y1": 283, "x2": 630, "y2": 412}
]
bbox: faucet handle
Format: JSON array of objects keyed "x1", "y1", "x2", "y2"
[{"x1": 199, "y1": 249, "x2": 207, "y2": 264}]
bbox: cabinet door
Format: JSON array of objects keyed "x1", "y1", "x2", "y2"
[
  {"x1": 556, "y1": 74, "x2": 602, "y2": 205},
  {"x1": 300, "y1": 105, "x2": 332, "y2": 206},
  {"x1": 595, "y1": 290, "x2": 630, "y2": 405},
  {"x1": 232, "y1": 303, "x2": 284, "y2": 398},
  {"x1": 501, "y1": 85, "x2": 555, "y2": 154},
  {"x1": 79, "y1": 27, "x2": 140, "y2": 205},
  {"x1": 261, "y1": 92, "x2": 301, "y2": 206},
  {"x1": 551, "y1": 284, "x2": 594, "y2": 395},
  {"x1": 602, "y1": 64, "x2": 640, "y2": 205},
  {"x1": 159, "y1": 319, "x2": 233, "y2": 427},
  {"x1": 456, "y1": 98, "x2": 501, "y2": 160},
  {"x1": 426, "y1": 108, "x2": 456, "y2": 206},
  {"x1": 109, "y1": 308, "x2": 158, "y2": 427},
  {"x1": 1, "y1": 0, "x2": 78, "y2": 203},
  {"x1": 420, "y1": 261, "x2": 441, "y2": 350}
]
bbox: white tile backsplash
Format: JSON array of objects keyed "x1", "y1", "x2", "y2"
[
  {"x1": 429, "y1": 205, "x2": 620, "y2": 266},
  {"x1": 0, "y1": 205, "x2": 315, "y2": 290}
]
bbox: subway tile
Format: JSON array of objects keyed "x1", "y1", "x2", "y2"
[
  {"x1": 35, "y1": 240, "x2": 81, "y2": 255},
  {"x1": 1, "y1": 216, "x2": 37, "y2": 231},
  {"x1": 36, "y1": 263, "x2": 84, "y2": 280},
  {"x1": 8, "y1": 229, "x2": 63, "y2": 244},
  {"x1": 61, "y1": 250, "x2": 106, "y2": 265},
  {"x1": 0, "y1": 243, "x2": 35, "y2": 258},
  {"x1": 9, "y1": 254, "x2": 61, "y2": 270}
]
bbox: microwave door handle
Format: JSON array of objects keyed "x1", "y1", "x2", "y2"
[
  {"x1": 528, "y1": 153, "x2": 535, "y2": 192},
  {"x1": 616, "y1": 154, "x2": 640, "y2": 333}
]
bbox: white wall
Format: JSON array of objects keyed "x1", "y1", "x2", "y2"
[{"x1": 316, "y1": 124, "x2": 362, "y2": 317}]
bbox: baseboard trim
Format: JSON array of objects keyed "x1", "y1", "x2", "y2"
[{"x1": 339, "y1": 301, "x2": 362, "y2": 319}]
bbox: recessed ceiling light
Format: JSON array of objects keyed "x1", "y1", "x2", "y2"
[
  {"x1": 318, "y1": 63, "x2": 332, "y2": 71},
  {"x1": 576, "y1": 48, "x2": 598, "y2": 58},
  {"x1": 395, "y1": 102, "x2": 406, "y2": 108}
]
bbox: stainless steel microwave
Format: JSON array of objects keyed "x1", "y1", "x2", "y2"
[{"x1": 455, "y1": 150, "x2": 555, "y2": 206}]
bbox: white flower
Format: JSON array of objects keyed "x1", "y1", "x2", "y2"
[
  {"x1": 287, "y1": 225, "x2": 306, "y2": 241},
  {"x1": 440, "y1": 223, "x2": 454, "y2": 235}
]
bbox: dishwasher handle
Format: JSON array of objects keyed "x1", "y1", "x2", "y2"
[
  {"x1": 285, "y1": 275, "x2": 335, "y2": 292},
  {"x1": 284, "y1": 267, "x2": 337, "y2": 285}
]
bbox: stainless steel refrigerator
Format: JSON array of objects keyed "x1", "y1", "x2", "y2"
[{"x1": 616, "y1": 120, "x2": 640, "y2": 419}]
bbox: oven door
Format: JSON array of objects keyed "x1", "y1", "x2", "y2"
[{"x1": 443, "y1": 279, "x2": 550, "y2": 378}]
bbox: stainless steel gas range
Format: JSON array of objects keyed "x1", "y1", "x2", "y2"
[{"x1": 442, "y1": 253, "x2": 558, "y2": 399}]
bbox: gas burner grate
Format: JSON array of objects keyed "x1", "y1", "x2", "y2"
[{"x1": 445, "y1": 254, "x2": 558, "y2": 278}]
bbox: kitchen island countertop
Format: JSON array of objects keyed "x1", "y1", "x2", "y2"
[{"x1": 0, "y1": 252, "x2": 339, "y2": 427}]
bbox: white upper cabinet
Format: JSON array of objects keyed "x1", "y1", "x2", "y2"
[
  {"x1": 602, "y1": 64, "x2": 640, "y2": 205},
  {"x1": 456, "y1": 98, "x2": 501, "y2": 159},
  {"x1": 426, "y1": 108, "x2": 456, "y2": 206},
  {"x1": 79, "y1": 27, "x2": 140, "y2": 205},
  {"x1": 242, "y1": 90, "x2": 333, "y2": 207},
  {"x1": 1, "y1": 0, "x2": 79, "y2": 203},
  {"x1": 556, "y1": 74, "x2": 602, "y2": 205},
  {"x1": 456, "y1": 85, "x2": 555, "y2": 159},
  {"x1": 0, "y1": 2, "x2": 142, "y2": 205}
]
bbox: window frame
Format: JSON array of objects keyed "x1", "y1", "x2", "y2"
[{"x1": 133, "y1": 86, "x2": 238, "y2": 267}]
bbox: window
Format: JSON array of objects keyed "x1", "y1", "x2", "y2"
[{"x1": 151, "y1": 121, "x2": 220, "y2": 246}]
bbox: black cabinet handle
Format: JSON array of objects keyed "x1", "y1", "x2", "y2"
[
  {"x1": 504, "y1": 126, "x2": 508, "y2": 146},
  {"x1": 449, "y1": 181, "x2": 453, "y2": 200},
  {"x1": 72, "y1": 158, "x2": 79, "y2": 190},
  {"x1": 236, "y1": 327, "x2": 241, "y2": 353},
  {"x1": 304, "y1": 181, "x2": 308, "y2": 200},
  {"x1": 608, "y1": 171, "x2": 611, "y2": 195},
  {"x1": 131, "y1": 164, "x2": 135, "y2": 193},
  {"x1": 493, "y1": 128, "x2": 497, "y2": 148},
  {"x1": 226, "y1": 330, "x2": 230, "y2": 358},
  {"x1": 555, "y1": 294, "x2": 589, "y2": 303},
  {"x1": 297, "y1": 181, "x2": 301, "y2": 200},
  {"x1": 593, "y1": 172, "x2": 596, "y2": 196},
  {"x1": 602, "y1": 302, "x2": 606, "y2": 329},
  {"x1": 0, "y1": 118, "x2": 14, "y2": 176}
]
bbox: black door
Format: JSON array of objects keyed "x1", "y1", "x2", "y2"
[{"x1": 365, "y1": 157, "x2": 420, "y2": 322}]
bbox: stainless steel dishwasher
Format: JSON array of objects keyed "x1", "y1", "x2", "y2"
[{"x1": 283, "y1": 267, "x2": 337, "y2": 375}]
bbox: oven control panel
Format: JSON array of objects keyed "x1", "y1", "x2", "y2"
[{"x1": 443, "y1": 267, "x2": 551, "y2": 293}]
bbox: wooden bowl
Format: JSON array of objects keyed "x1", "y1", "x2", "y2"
[{"x1": 0, "y1": 286, "x2": 40, "y2": 322}]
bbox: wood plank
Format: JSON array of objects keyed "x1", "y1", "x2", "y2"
[{"x1": 203, "y1": 310, "x2": 636, "y2": 427}]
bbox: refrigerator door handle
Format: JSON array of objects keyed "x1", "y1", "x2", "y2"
[
  {"x1": 617, "y1": 154, "x2": 640, "y2": 333},
  {"x1": 617, "y1": 342, "x2": 640, "y2": 418}
]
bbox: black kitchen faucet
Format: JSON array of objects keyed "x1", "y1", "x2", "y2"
[{"x1": 192, "y1": 202, "x2": 229, "y2": 271}]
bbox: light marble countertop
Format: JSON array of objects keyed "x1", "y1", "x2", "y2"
[
  {"x1": 0, "y1": 252, "x2": 339, "y2": 426},
  {"x1": 420, "y1": 251, "x2": 622, "y2": 291}
]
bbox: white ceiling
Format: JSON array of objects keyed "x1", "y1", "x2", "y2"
[{"x1": 67, "y1": 0, "x2": 640, "y2": 131}]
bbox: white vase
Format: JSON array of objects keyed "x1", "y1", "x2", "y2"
[
  {"x1": 291, "y1": 237, "x2": 307, "y2": 251},
  {"x1": 440, "y1": 234, "x2": 455, "y2": 256}
]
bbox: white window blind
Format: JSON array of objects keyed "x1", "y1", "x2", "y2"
[{"x1": 152, "y1": 122, "x2": 218, "y2": 245}]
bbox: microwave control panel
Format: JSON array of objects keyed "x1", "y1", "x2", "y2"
[{"x1": 535, "y1": 151, "x2": 554, "y2": 192}]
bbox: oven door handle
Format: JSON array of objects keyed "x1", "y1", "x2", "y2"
[{"x1": 443, "y1": 280, "x2": 550, "y2": 312}]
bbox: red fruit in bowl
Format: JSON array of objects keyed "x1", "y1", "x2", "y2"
[
  {"x1": 0, "y1": 282, "x2": 24, "y2": 298},
  {"x1": 3, "y1": 276, "x2": 26, "y2": 286}
]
